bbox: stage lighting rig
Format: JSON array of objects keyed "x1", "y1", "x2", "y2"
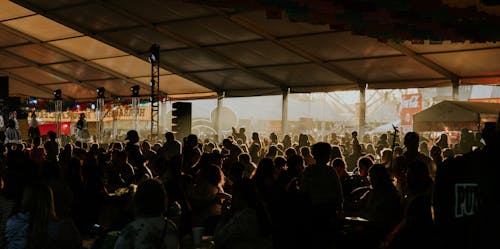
[
  {"x1": 97, "y1": 87, "x2": 105, "y2": 98},
  {"x1": 148, "y1": 44, "x2": 160, "y2": 63},
  {"x1": 131, "y1": 85, "x2": 140, "y2": 97},
  {"x1": 53, "y1": 89, "x2": 62, "y2": 100}
]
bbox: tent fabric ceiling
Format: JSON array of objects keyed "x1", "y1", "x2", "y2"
[{"x1": 1, "y1": 0, "x2": 500, "y2": 101}]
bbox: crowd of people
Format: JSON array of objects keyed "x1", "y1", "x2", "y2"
[{"x1": 0, "y1": 112, "x2": 499, "y2": 249}]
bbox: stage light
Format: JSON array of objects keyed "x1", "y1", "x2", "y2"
[
  {"x1": 53, "y1": 89, "x2": 62, "y2": 100},
  {"x1": 148, "y1": 54, "x2": 156, "y2": 63},
  {"x1": 148, "y1": 44, "x2": 160, "y2": 63},
  {"x1": 130, "y1": 85, "x2": 140, "y2": 97},
  {"x1": 97, "y1": 87, "x2": 105, "y2": 98},
  {"x1": 28, "y1": 97, "x2": 38, "y2": 105}
]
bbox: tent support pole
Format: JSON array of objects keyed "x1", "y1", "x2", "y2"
[
  {"x1": 359, "y1": 84, "x2": 366, "y2": 136},
  {"x1": 216, "y1": 92, "x2": 224, "y2": 143},
  {"x1": 477, "y1": 113, "x2": 481, "y2": 132},
  {"x1": 452, "y1": 80, "x2": 460, "y2": 100},
  {"x1": 282, "y1": 88, "x2": 289, "y2": 138}
]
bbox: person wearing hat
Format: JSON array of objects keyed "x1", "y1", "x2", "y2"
[{"x1": 125, "y1": 130, "x2": 147, "y2": 181}]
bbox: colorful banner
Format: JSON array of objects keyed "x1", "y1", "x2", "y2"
[
  {"x1": 401, "y1": 93, "x2": 422, "y2": 126},
  {"x1": 33, "y1": 106, "x2": 151, "y2": 123}
]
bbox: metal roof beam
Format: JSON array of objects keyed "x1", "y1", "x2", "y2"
[
  {"x1": 90, "y1": 13, "x2": 223, "y2": 35},
  {"x1": 181, "y1": 53, "x2": 407, "y2": 74},
  {"x1": 368, "y1": 77, "x2": 449, "y2": 86},
  {"x1": 0, "y1": 49, "x2": 115, "y2": 97},
  {"x1": 37, "y1": 1, "x2": 94, "y2": 12},
  {"x1": 0, "y1": 42, "x2": 32, "y2": 50},
  {"x1": 462, "y1": 74, "x2": 500, "y2": 80},
  {"x1": 96, "y1": 1, "x2": 287, "y2": 89},
  {"x1": 387, "y1": 42, "x2": 460, "y2": 82},
  {"x1": 419, "y1": 46, "x2": 500, "y2": 55},
  {"x1": 221, "y1": 12, "x2": 364, "y2": 84},
  {"x1": 0, "y1": 16, "x2": 155, "y2": 92},
  {"x1": 134, "y1": 30, "x2": 350, "y2": 55},
  {"x1": 0, "y1": 70, "x2": 73, "y2": 100},
  {"x1": 10, "y1": 0, "x2": 220, "y2": 92},
  {"x1": 183, "y1": 62, "x2": 311, "y2": 74}
]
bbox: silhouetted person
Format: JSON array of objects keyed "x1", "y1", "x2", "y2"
[
  {"x1": 161, "y1": 132, "x2": 181, "y2": 161},
  {"x1": 376, "y1": 133, "x2": 389, "y2": 155},
  {"x1": 76, "y1": 113, "x2": 89, "y2": 143},
  {"x1": 282, "y1": 135, "x2": 292, "y2": 150},
  {"x1": 357, "y1": 164, "x2": 403, "y2": 248},
  {"x1": 436, "y1": 133, "x2": 449, "y2": 149},
  {"x1": 382, "y1": 161, "x2": 435, "y2": 249},
  {"x1": 182, "y1": 134, "x2": 201, "y2": 173},
  {"x1": 269, "y1": 132, "x2": 278, "y2": 145},
  {"x1": 4, "y1": 119, "x2": 20, "y2": 145},
  {"x1": 403, "y1": 132, "x2": 434, "y2": 179},
  {"x1": 45, "y1": 131, "x2": 59, "y2": 162},
  {"x1": 5, "y1": 183, "x2": 81, "y2": 249},
  {"x1": 301, "y1": 142, "x2": 342, "y2": 249},
  {"x1": 27, "y1": 113, "x2": 40, "y2": 144},
  {"x1": 298, "y1": 134, "x2": 310, "y2": 148},
  {"x1": 231, "y1": 127, "x2": 247, "y2": 145},
  {"x1": 352, "y1": 131, "x2": 360, "y2": 149},
  {"x1": 214, "y1": 179, "x2": 272, "y2": 249},
  {"x1": 114, "y1": 179, "x2": 179, "y2": 249}
]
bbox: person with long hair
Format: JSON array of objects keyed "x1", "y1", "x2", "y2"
[
  {"x1": 4, "y1": 183, "x2": 81, "y2": 249},
  {"x1": 114, "y1": 178, "x2": 179, "y2": 249}
]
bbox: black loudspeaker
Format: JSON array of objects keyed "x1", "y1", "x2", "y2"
[
  {"x1": 0, "y1": 76, "x2": 8, "y2": 102},
  {"x1": 171, "y1": 102, "x2": 192, "y2": 140}
]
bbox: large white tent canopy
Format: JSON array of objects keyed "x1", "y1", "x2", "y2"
[
  {"x1": 413, "y1": 100, "x2": 500, "y2": 132},
  {"x1": 1, "y1": 0, "x2": 500, "y2": 101}
]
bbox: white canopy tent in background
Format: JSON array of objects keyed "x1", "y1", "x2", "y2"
[{"x1": 413, "y1": 100, "x2": 500, "y2": 132}]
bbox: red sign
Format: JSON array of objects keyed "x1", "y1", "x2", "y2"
[{"x1": 401, "y1": 93, "x2": 422, "y2": 126}]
